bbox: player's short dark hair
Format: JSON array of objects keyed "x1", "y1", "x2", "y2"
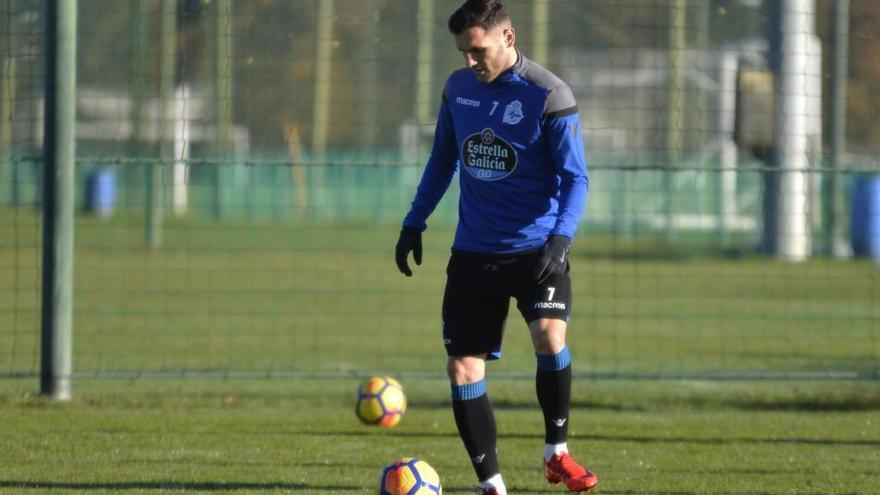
[{"x1": 448, "y1": 0, "x2": 511, "y2": 34}]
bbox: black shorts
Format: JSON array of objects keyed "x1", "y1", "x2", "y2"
[{"x1": 441, "y1": 249, "x2": 572, "y2": 360}]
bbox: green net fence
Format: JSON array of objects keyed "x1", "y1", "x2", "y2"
[{"x1": 1, "y1": 0, "x2": 879, "y2": 380}]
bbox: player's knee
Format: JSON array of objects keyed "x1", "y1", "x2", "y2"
[
  {"x1": 530, "y1": 319, "x2": 567, "y2": 354},
  {"x1": 531, "y1": 330, "x2": 565, "y2": 354},
  {"x1": 446, "y1": 356, "x2": 485, "y2": 385}
]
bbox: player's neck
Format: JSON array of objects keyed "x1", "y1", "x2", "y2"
[
  {"x1": 501, "y1": 47, "x2": 519, "y2": 74},
  {"x1": 487, "y1": 48, "x2": 518, "y2": 83}
]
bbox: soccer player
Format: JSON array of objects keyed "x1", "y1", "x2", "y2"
[{"x1": 394, "y1": 1, "x2": 595, "y2": 493}]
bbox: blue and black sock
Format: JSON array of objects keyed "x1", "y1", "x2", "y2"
[
  {"x1": 536, "y1": 346, "x2": 572, "y2": 444},
  {"x1": 451, "y1": 379, "x2": 500, "y2": 481}
]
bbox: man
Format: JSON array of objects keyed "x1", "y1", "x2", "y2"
[{"x1": 395, "y1": 1, "x2": 595, "y2": 493}]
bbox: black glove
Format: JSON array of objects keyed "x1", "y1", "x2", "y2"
[
  {"x1": 395, "y1": 227, "x2": 422, "y2": 277},
  {"x1": 532, "y1": 235, "x2": 570, "y2": 283}
]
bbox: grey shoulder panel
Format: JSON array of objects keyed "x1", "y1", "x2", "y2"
[{"x1": 515, "y1": 55, "x2": 578, "y2": 118}]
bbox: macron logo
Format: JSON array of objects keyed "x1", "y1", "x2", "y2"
[
  {"x1": 471, "y1": 453, "x2": 486, "y2": 464},
  {"x1": 552, "y1": 418, "x2": 567, "y2": 427},
  {"x1": 535, "y1": 302, "x2": 566, "y2": 310},
  {"x1": 456, "y1": 96, "x2": 481, "y2": 108}
]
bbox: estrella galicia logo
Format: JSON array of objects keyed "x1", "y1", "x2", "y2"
[{"x1": 461, "y1": 128, "x2": 517, "y2": 181}]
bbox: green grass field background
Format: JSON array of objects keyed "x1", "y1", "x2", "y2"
[
  {"x1": 2, "y1": 208, "x2": 880, "y2": 493},
  {"x1": 2, "y1": 209, "x2": 878, "y2": 378},
  {"x1": 1, "y1": 378, "x2": 879, "y2": 494}
]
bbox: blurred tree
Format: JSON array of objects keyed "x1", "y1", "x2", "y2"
[
  {"x1": 817, "y1": 0, "x2": 880, "y2": 151},
  {"x1": 177, "y1": 0, "x2": 209, "y2": 84},
  {"x1": 63, "y1": 0, "x2": 880, "y2": 156}
]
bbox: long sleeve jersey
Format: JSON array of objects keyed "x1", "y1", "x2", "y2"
[{"x1": 403, "y1": 52, "x2": 589, "y2": 254}]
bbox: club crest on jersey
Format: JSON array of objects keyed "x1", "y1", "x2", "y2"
[
  {"x1": 502, "y1": 100, "x2": 524, "y2": 125},
  {"x1": 461, "y1": 128, "x2": 518, "y2": 181}
]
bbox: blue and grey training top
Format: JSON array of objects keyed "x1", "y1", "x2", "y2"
[{"x1": 402, "y1": 52, "x2": 589, "y2": 254}]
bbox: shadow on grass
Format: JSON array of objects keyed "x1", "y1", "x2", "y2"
[
  {"x1": 449, "y1": 485, "x2": 788, "y2": 495},
  {"x1": 729, "y1": 396, "x2": 880, "y2": 412},
  {"x1": 410, "y1": 397, "x2": 646, "y2": 412},
  {"x1": 1, "y1": 480, "x2": 853, "y2": 495},
  {"x1": 410, "y1": 394, "x2": 880, "y2": 413},
  {"x1": 289, "y1": 428, "x2": 880, "y2": 447},
  {"x1": 597, "y1": 491, "x2": 782, "y2": 495},
  {"x1": 0, "y1": 480, "x2": 359, "y2": 492}
]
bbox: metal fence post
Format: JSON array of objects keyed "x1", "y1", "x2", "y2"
[{"x1": 40, "y1": 0, "x2": 76, "y2": 401}]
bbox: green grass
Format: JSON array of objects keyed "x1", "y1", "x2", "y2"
[
  {"x1": 2, "y1": 209, "x2": 879, "y2": 378},
  {"x1": 3, "y1": 208, "x2": 880, "y2": 493},
  {"x1": 1, "y1": 378, "x2": 879, "y2": 494}
]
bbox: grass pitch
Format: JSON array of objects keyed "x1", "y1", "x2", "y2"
[
  {"x1": 1, "y1": 378, "x2": 879, "y2": 494},
  {"x1": 3, "y1": 211, "x2": 879, "y2": 379},
  {"x1": 2, "y1": 209, "x2": 880, "y2": 493}
]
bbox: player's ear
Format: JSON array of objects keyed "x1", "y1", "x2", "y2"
[{"x1": 503, "y1": 26, "x2": 515, "y2": 47}]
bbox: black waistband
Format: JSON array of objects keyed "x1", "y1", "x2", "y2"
[{"x1": 450, "y1": 246, "x2": 541, "y2": 260}]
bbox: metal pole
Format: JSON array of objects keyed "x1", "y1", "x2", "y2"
[
  {"x1": 415, "y1": 0, "x2": 434, "y2": 125},
  {"x1": 531, "y1": 0, "x2": 549, "y2": 66},
  {"x1": 665, "y1": 0, "x2": 686, "y2": 242},
  {"x1": 763, "y1": 0, "x2": 781, "y2": 255},
  {"x1": 357, "y1": 0, "x2": 379, "y2": 149},
  {"x1": 1, "y1": 55, "x2": 14, "y2": 205},
  {"x1": 215, "y1": 0, "x2": 232, "y2": 218},
  {"x1": 129, "y1": 0, "x2": 151, "y2": 209},
  {"x1": 718, "y1": 52, "x2": 739, "y2": 248},
  {"x1": 773, "y1": 0, "x2": 812, "y2": 261},
  {"x1": 311, "y1": 0, "x2": 334, "y2": 155},
  {"x1": 172, "y1": 84, "x2": 189, "y2": 215},
  {"x1": 40, "y1": 0, "x2": 76, "y2": 401},
  {"x1": 147, "y1": 0, "x2": 175, "y2": 249},
  {"x1": 827, "y1": 0, "x2": 849, "y2": 257}
]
